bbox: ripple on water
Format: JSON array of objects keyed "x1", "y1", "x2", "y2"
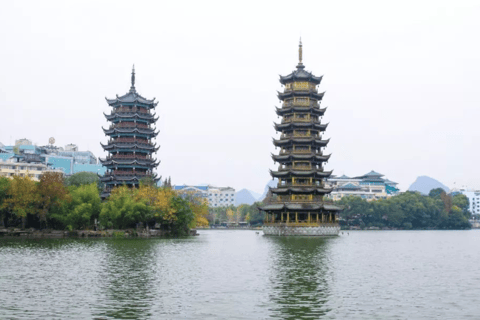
[{"x1": 1, "y1": 230, "x2": 480, "y2": 319}]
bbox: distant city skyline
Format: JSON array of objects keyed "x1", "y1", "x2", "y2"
[{"x1": 1, "y1": 0, "x2": 479, "y2": 195}]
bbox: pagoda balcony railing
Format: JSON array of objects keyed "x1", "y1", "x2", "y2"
[
  {"x1": 278, "y1": 165, "x2": 315, "y2": 171},
  {"x1": 263, "y1": 222, "x2": 338, "y2": 227},
  {"x1": 107, "y1": 155, "x2": 151, "y2": 160},
  {"x1": 282, "y1": 102, "x2": 319, "y2": 108},
  {"x1": 271, "y1": 196, "x2": 324, "y2": 203},
  {"x1": 110, "y1": 111, "x2": 151, "y2": 117},
  {"x1": 280, "y1": 149, "x2": 317, "y2": 155},
  {"x1": 113, "y1": 107, "x2": 149, "y2": 114},
  {"x1": 280, "y1": 133, "x2": 319, "y2": 139},
  {"x1": 282, "y1": 117, "x2": 318, "y2": 123},
  {"x1": 110, "y1": 138, "x2": 150, "y2": 145},
  {"x1": 283, "y1": 87, "x2": 318, "y2": 94},
  {"x1": 113, "y1": 123, "x2": 150, "y2": 129},
  {"x1": 279, "y1": 182, "x2": 322, "y2": 187},
  {"x1": 104, "y1": 171, "x2": 151, "y2": 177}
]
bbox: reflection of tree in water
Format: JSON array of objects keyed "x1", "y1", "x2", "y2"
[
  {"x1": 94, "y1": 239, "x2": 158, "y2": 320},
  {"x1": 267, "y1": 237, "x2": 332, "y2": 319}
]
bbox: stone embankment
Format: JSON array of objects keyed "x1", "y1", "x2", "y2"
[{"x1": 0, "y1": 228, "x2": 198, "y2": 238}]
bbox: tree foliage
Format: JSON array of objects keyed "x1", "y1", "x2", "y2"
[
  {"x1": 65, "y1": 172, "x2": 99, "y2": 187},
  {"x1": 338, "y1": 191, "x2": 471, "y2": 230}
]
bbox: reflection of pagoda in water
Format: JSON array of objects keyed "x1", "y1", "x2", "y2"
[
  {"x1": 260, "y1": 41, "x2": 342, "y2": 236},
  {"x1": 100, "y1": 66, "x2": 160, "y2": 198}
]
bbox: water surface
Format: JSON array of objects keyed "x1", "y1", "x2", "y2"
[{"x1": 1, "y1": 230, "x2": 479, "y2": 319}]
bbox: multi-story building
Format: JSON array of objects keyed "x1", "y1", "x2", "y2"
[
  {"x1": 100, "y1": 66, "x2": 160, "y2": 198},
  {"x1": 208, "y1": 186, "x2": 236, "y2": 207},
  {"x1": 2, "y1": 141, "x2": 105, "y2": 176},
  {"x1": 325, "y1": 170, "x2": 399, "y2": 201},
  {"x1": 174, "y1": 185, "x2": 236, "y2": 207},
  {"x1": 0, "y1": 156, "x2": 63, "y2": 181}
]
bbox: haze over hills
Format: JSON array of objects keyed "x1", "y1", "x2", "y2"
[
  {"x1": 235, "y1": 189, "x2": 257, "y2": 206},
  {"x1": 408, "y1": 176, "x2": 449, "y2": 195},
  {"x1": 235, "y1": 180, "x2": 278, "y2": 205}
]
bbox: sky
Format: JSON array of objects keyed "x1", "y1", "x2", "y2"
[{"x1": 1, "y1": 0, "x2": 479, "y2": 194}]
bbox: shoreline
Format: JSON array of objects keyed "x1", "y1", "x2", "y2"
[{"x1": 0, "y1": 228, "x2": 198, "y2": 239}]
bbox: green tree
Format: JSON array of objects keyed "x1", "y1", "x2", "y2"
[
  {"x1": 37, "y1": 172, "x2": 70, "y2": 228},
  {"x1": 65, "y1": 172, "x2": 99, "y2": 187},
  {"x1": 100, "y1": 186, "x2": 149, "y2": 229},
  {"x1": 0, "y1": 177, "x2": 10, "y2": 227}
]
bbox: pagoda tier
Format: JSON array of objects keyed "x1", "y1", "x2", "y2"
[
  {"x1": 274, "y1": 122, "x2": 328, "y2": 131},
  {"x1": 104, "y1": 112, "x2": 159, "y2": 123},
  {"x1": 272, "y1": 153, "x2": 331, "y2": 162},
  {"x1": 100, "y1": 66, "x2": 160, "y2": 198},
  {"x1": 275, "y1": 106, "x2": 327, "y2": 116},
  {"x1": 260, "y1": 41, "x2": 341, "y2": 236},
  {"x1": 273, "y1": 137, "x2": 330, "y2": 147},
  {"x1": 269, "y1": 169, "x2": 333, "y2": 178}
]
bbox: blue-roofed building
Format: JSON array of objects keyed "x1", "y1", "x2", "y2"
[{"x1": 326, "y1": 170, "x2": 399, "y2": 201}]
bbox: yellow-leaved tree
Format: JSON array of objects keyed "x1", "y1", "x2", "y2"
[
  {"x1": 2, "y1": 176, "x2": 39, "y2": 229},
  {"x1": 226, "y1": 208, "x2": 235, "y2": 223}
]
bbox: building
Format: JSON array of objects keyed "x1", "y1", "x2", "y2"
[
  {"x1": 326, "y1": 171, "x2": 400, "y2": 201},
  {"x1": 208, "y1": 186, "x2": 236, "y2": 207},
  {"x1": 2, "y1": 141, "x2": 105, "y2": 176},
  {"x1": 0, "y1": 155, "x2": 63, "y2": 181},
  {"x1": 259, "y1": 41, "x2": 342, "y2": 236},
  {"x1": 174, "y1": 185, "x2": 236, "y2": 207},
  {"x1": 100, "y1": 66, "x2": 160, "y2": 198}
]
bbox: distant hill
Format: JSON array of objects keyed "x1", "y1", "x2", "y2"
[
  {"x1": 408, "y1": 176, "x2": 449, "y2": 195},
  {"x1": 235, "y1": 189, "x2": 257, "y2": 206},
  {"x1": 259, "y1": 179, "x2": 278, "y2": 202}
]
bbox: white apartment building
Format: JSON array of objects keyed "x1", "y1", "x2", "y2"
[
  {"x1": 0, "y1": 157, "x2": 63, "y2": 181},
  {"x1": 208, "y1": 186, "x2": 236, "y2": 207},
  {"x1": 174, "y1": 185, "x2": 236, "y2": 207}
]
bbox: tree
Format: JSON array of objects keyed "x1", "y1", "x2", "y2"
[
  {"x1": 428, "y1": 188, "x2": 445, "y2": 199},
  {"x1": 0, "y1": 177, "x2": 10, "y2": 227},
  {"x1": 65, "y1": 172, "x2": 99, "y2": 187},
  {"x1": 226, "y1": 208, "x2": 235, "y2": 223},
  {"x1": 37, "y1": 172, "x2": 70, "y2": 228},
  {"x1": 1, "y1": 176, "x2": 39, "y2": 228},
  {"x1": 100, "y1": 186, "x2": 149, "y2": 229}
]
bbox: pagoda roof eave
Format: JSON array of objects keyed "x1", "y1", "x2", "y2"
[
  {"x1": 276, "y1": 106, "x2": 327, "y2": 116},
  {"x1": 270, "y1": 169, "x2": 333, "y2": 178},
  {"x1": 259, "y1": 202, "x2": 342, "y2": 212},
  {"x1": 271, "y1": 187, "x2": 333, "y2": 194},
  {"x1": 279, "y1": 70, "x2": 323, "y2": 85},
  {"x1": 271, "y1": 153, "x2": 331, "y2": 162},
  {"x1": 277, "y1": 91, "x2": 325, "y2": 101},
  {"x1": 274, "y1": 122, "x2": 329, "y2": 131},
  {"x1": 105, "y1": 90, "x2": 157, "y2": 106},
  {"x1": 272, "y1": 137, "x2": 330, "y2": 147}
]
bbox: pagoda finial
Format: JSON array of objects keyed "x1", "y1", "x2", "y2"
[
  {"x1": 297, "y1": 38, "x2": 304, "y2": 69},
  {"x1": 130, "y1": 64, "x2": 136, "y2": 93}
]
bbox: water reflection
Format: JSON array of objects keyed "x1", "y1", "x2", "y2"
[
  {"x1": 94, "y1": 239, "x2": 158, "y2": 320},
  {"x1": 266, "y1": 236, "x2": 332, "y2": 319}
]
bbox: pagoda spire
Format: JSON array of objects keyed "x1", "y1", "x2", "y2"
[
  {"x1": 297, "y1": 38, "x2": 304, "y2": 69},
  {"x1": 130, "y1": 64, "x2": 136, "y2": 93}
]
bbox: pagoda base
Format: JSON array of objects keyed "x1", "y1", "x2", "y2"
[{"x1": 263, "y1": 223, "x2": 340, "y2": 236}]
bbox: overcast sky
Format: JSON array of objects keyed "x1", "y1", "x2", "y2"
[{"x1": 1, "y1": 0, "x2": 479, "y2": 194}]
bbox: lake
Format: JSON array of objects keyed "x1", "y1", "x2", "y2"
[{"x1": 0, "y1": 230, "x2": 479, "y2": 319}]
